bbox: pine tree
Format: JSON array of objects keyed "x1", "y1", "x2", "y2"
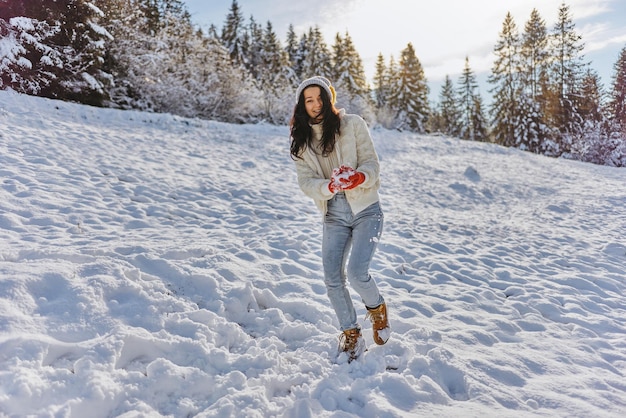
[
  {"x1": 256, "y1": 21, "x2": 294, "y2": 123},
  {"x1": 285, "y1": 24, "x2": 300, "y2": 76},
  {"x1": 609, "y1": 46, "x2": 626, "y2": 136},
  {"x1": 373, "y1": 53, "x2": 388, "y2": 108},
  {"x1": 98, "y1": 0, "x2": 168, "y2": 109},
  {"x1": 332, "y1": 31, "x2": 370, "y2": 114},
  {"x1": 202, "y1": 35, "x2": 259, "y2": 123},
  {"x1": 374, "y1": 54, "x2": 398, "y2": 128},
  {"x1": 331, "y1": 32, "x2": 344, "y2": 82},
  {"x1": 388, "y1": 42, "x2": 429, "y2": 132},
  {"x1": 386, "y1": 55, "x2": 399, "y2": 100},
  {"x1": 569, "y1": 68, "x2": 610, "y2": 163},
  {"x1": 136, "y1": 0, "x2": 160, "y2": 34},
  {"x1": 0, "y1": 0, "x2": 112, "y2": 105},
  {"x1": 207, "y1": 23, "x2": 219, "y2": 39},
  {"x1": 0, "y1": 7, "x2": 62, "y2": 95},
  {"x1": 605, "y1": 46, "x2": 626, "y2": 166},
  {"x1": 435, "y1": 75, "x2": 461, "y2": 136},
  {"x1": 577, "y1": 69, "x2": 605, "y2": 123},
  {"x1": 458, "y1": 57, "x2": 487, "y2": 141},
  {"x1": 137, "y1": 2, "x2": 201, "y2": 116},
  {"x1": 545, "y1": 2, "x2": 587, "y2": 156},
  {"x1": 242, "y1": 16, "x2": 263, "y2": 79},
  {"x1": 97, "y1": 0, "x2": 151, "y2": 108},
  {"x1": 60, "y1": 0, "x2": 113, "y2": 104},
  {"x1": 158, "y1": 0, "x2": 188, "y2": 19},
  {"x1": 333, "y1": 32, "x2": 368, "y2": 97},
  {"x1": 291, "y1": 31, "x2": 309, "y2": 80},
  {"x1": 521, "y1": 9, "x2": 549, "y2": 100},
  {"x1": 298, "y1": 26, "x2": 332, "y2": 79},
  {"x1": 488, "y1": 12, "x2": 520, "y2": 147},
  {"x1": 517, "y1": 8, "x2": 550, "y2": 152},
  {"x1": 221, "y1": 0, "x2": 245, "y2": 66},
  {"x1": 472, "y1": 95, "x2": 490, "y2": 141}
]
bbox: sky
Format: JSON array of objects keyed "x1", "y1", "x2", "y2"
[
  {"x1": 2, "y1": 88, "x2": 626, "y2": 416},
  {"x1": 183, "y1": 0, "x2": 626, "y2": 100}
]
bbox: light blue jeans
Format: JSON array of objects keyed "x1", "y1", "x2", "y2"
[{"x1": 322, "y1": 193, "x2": 384, "y2": 331}]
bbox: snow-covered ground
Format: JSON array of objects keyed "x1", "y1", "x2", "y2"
[{"x1": 1, "y1": 89, "x2": 625, "y2": 417}]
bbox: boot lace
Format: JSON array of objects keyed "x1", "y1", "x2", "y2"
[
  {"x1": 366, "y1": 305, "x2": 386, "y2": 327},
  {"x1": 340, "y1": 329, "x2": 360, "y2": 351},
  {"x1": 339, "y1": 328, "x2": 362, "y2": 361}
]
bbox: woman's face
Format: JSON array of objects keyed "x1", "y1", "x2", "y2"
[{"x1": 303, "y1": 86, "x2": 324, "y2": 123}]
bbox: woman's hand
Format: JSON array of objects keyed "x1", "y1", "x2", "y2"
[
  {"x1": 341, "y1": 171, "x2": 365, "y2": 190},
  {"x1": 329, "y1": 165, "x2": 365, "y2": 192}
]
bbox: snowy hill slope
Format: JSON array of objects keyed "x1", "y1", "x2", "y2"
[{"x1": 1, "y1": 89, "x2": 625, "y2": 417}]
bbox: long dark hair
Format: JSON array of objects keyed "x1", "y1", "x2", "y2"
[{"x1": 290, "y1": 85, "x2": 341, "y2": 160}]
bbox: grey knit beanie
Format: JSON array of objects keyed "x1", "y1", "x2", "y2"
[{"x1": 295, "y1": 76, "x2": 336, "y2": 104}]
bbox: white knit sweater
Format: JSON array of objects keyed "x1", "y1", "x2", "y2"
[{"x1": 293, "y1": 110, "x2": 381, "y2": 217}]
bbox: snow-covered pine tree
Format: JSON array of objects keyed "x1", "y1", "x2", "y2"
[
  {"x1": 521, "y1": 9, "x2": 549, "y2": 101},
  {"x1": 141, "y1": 0, "x2": 199, "y2": 116},
  {"x1": 372, "y1": 54, "x2": 398, "y2": 128},
  {"x1": 434, "y1": 75, "x2": 461, "y2": 137},
  {"x1": 577, "y1": 68, "x2": 605, "y2": 124},
  {"x1": 386, "y1": 55, "x2": 399, "y2": 97},
  {"x1": 221, "y1": 0, "x2": 245, "y2": 67},
  {"x1": 0, "y1": 0, "x2": 112, "y2": 105},
  {"x1": 199, "y1": 35, "x2": 259, "y2": 123},
  {"x1": 241, "y1": 16, "x2": 263, "y2": 79},
  {"x1": 569, "y1": 68, "x2": 610, "y2": 164},
  {"x1": 458, "y1": 56, "x2": 487, "y2": 141},
  {"x1": 298, "y1": 26, "x2": 333, "y2": 81},
  {"x1": 64, "y1": 1, "x2": 114, "y2": 105},
  {"x1": 255, "y1": 21, "x2": 295, "y2": 124},
  {"x1": 545, "y1": 2, "x2": 587, "y2": 157},
  {"x1": 0, "y1": 9, "x2": 58, "y2": 95},
  {"x1": 605, "y1": 46, "x2": 626, "y2": 166},
  {"x1": 290, "y1": 31, "x2": 309, "y2": 81},
  {"x1": 332, "y1": 31, "x2": 371, "y2": 117},
  {"x1": 98, "y1": 0, "x2": 187, "y2": 112},
  {"x1": 517, "y1": 8, "x2": 550, "y2": 153},
  {"x1": 488, "y1": 12, "x2": 520, "y2": 147},
  {"x1": 608, "y1": 47, "x2": 626, "y2": 138},
  {"x1": 331, "y1": 32, "x2": 344, "y2": 81},
  {"x1": 158, "y1": 0, "x2": 188, "y2": 19},
  {"x1": 97, "y1": 0, "x2": 153, "y2": 109},
  {"x1": 373, "y1": 53, "x2": 388, "y2": 108},
  {"x1": 285, "y1": 24, "x2": 301, "y2": 78},
  {"x1": 472, "y1": 94, "x2": 490, "y2": 142},
  {"x1": 387, "y1": 42, "x2": 429, "y2": 132}
]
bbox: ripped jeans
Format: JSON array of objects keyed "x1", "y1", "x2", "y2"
[{"x1": 322, "y1": 193, "x2": 384, "y2": 331}]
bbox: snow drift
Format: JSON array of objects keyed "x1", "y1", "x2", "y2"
[{"x1": 1, "y1": 90, "x2": 625, "y2": 417}]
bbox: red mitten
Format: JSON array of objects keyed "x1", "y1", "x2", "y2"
[
  {"x1": 335, "y1": 166, "x2": 356, "y2": 185},
  {"x1": 330, "y1": 166, "x2": 354, "y2": 192},
  {"x1": 342, "y1": 172, "x2": 365, "y2": 190}
]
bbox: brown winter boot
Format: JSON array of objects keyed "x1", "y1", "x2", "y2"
[
  {"x1": 339, "y1": 327, "x2": 365, "y2": 362},
  {"x1": 366, "y1": 302, "x2": 390, "y2": 345}
]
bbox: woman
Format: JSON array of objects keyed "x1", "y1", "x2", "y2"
[{"x1": 289, "y1": 76, "x2": 389, "y2": 362}]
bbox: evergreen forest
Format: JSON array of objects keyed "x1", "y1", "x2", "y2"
[{"x1": 1, "y1": 0, "x2": 625, "y2": 166}]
